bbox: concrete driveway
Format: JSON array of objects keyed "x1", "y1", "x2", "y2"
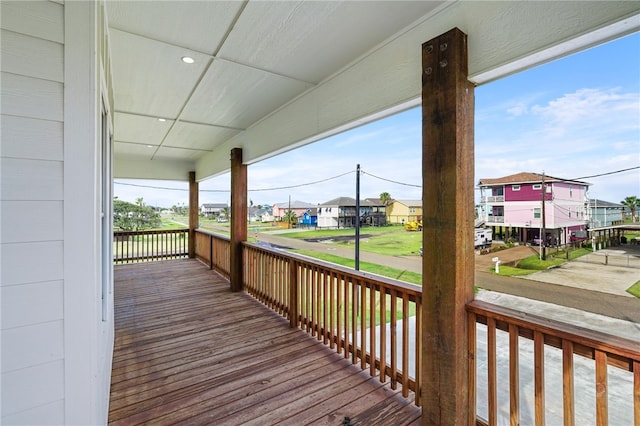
[{"x1": 520, "y1": 248, "x2": 640, "y2": 297}]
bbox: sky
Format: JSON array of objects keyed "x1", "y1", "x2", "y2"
[{"x1": 115, "y1": 32, "x2": 640, "y2": 209}]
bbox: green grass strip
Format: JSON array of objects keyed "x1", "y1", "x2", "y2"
[
  {"x1": 626, "y1": 281, "x2": 640, "y2": 298},
  {"x1": 292, "y1": 249, "x2": 422, "y2": 286}
]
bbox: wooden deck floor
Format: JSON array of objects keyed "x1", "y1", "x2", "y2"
[{"x1": 109, "y1": 259, "x2": 421, "y2": 425}]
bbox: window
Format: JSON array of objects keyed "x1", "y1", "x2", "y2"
[
  {"x1": 568, "y1": 208, "x2": 572, "y2": 218},
  {"x1": 512, "y1": 185, "x2": 521, "y2": 191},
  {"x1": 532, "y1": 184, "x2": 542, "y2": 190},
  {"x1": 569, "y1": 185, "x2": 573, "y2": 197},
  {"x1": 533, "y1": 208, "x2": 541, "y2": 219}
]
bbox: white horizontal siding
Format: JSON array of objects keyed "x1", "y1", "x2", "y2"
[
  {"x1": 1, "y1": 72, "x2": 63, "y2": 121},
  {"x1": 1, "y1": 201, "x2": 63, "y2": 243},
  {"x1": 0, "y1": 0, "x2": 64, "y2": 43},
  {"x1": 1, "y1": 360, "x2": 64, "y2": 417},
  {"x1": 1, "y1": 320, "x2": 64, "y2": 372},
  {"x1": 1, "y1": 1, "x2": 68, "y2": 424},
  {"x1": 1, "y1": 280, "x2": 63, "y2": 329},
  {"x1": 1, "y1": 115, "x2": 63, "y2": 161},
  {"x1": 1, "y1": 29, "x2": 63, "y2": 82},
  {"x1": 1, "y1": 241, "x2": 63, "y2": 286},
  {"x1": 0, "y1": 400, "x2": 64, "y2": 426},
  {"x1": 0, "y1": 158, "x2": 63, "y2": 201}
]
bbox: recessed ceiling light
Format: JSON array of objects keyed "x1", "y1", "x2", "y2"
[
  {"x1": 158, "y1": 118, "x2": 166, "y2": 122},
  {"x1": 181, "y1": 56, "x2": 195, "y2": 64},
  {"x1": 146, "y1": 145, "x2": 154, "y2": 148}
]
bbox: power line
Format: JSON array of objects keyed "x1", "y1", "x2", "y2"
[
  {"x1": 115, "y1": 181, "x2": 188, "y2": 191},
  {"x1": 114, "y1": 164, "x2": 638, "y2": 194},
  {"x1": 570, "y1": 165, "x2": 640, "y2": 181},
  {"x1": 360, "y1": 170, "x2": 421, "y2": 188},
  {"x1": 248, "y1": 170, "x2": 354, "y2": 192},
  {"x1": 114, "y1": 170, "x2": 355, "y2": 193}
]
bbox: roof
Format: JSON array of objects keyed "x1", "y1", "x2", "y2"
[
  {"x1": 105, "y1": 2, "x2": 637, "y2": 182},
  {"x1": 589, "y1": 199, "x2": 624, "y2": 208},
  {"x1": 273, "y1": 200, "x2": 316, "y2": 209},
  {"x1": 319, "y1": 197, "x2": 382, "y2": 207},
  {"x1": 478, "y1": 172, "x2": 590, "y2": 187},
  {"x1": 201, "y1": 203, "x2": 227, "y2": 208},
  {"x1": 394, "y1": 200, "x2": 422, "y2": 207}
]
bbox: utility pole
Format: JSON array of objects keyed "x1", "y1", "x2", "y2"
[
  {"x1": 355, "y1": 164, "x2": 360, "y2": 271},
  {"x1": 541, "y1": 172, "x2": 546, "y2": 260}
]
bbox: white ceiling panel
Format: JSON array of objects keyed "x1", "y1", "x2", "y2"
[
  {"x1": 154, "y1": 146, "x2": 209, "y2": 161},
  {"x1": 114, "y1": 142, "x2": 157, "y2": 158},
  {"x1": 110, "y1": 29, "x2": 210, "y2": 118},
  {"x1": 103, "y1": 0, "x2": 639, "y2": 181},
  {"x1": 163, "y1": 121, "x2": 240, "y2": 151},
  {"x1": 181, "y1": 59, "x2": 314, "y2": 129},
  {"x1": 106, "y1": 1, "x2": 243, "y2": 54},
  {"x1": 218, "y1": 1, "x2": 444, "y2": 83},
  {"x1": 113, "y1": 112, "x2": 173, "y2": 145}
]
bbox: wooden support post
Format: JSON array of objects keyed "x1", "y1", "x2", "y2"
[
  {"x1": 421, "y1": 28, "x2": 475, "y2": 425},
  {"x1": 188, "y1": 171, "x2": 198, "y2": 258},
  {"x1": 230, "y1": 148, "x2": 247, "y2": 292}
]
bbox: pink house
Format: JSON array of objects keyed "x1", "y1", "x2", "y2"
[
  {"x1": 478, "y1": 172, "x2": 590, "y2": 244},
  {"x1": 271, "y1": 200, "x2": 316, "y2": 221}
]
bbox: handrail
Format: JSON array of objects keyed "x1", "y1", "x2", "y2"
[
  {"x1": 467, "y1": 300, "x2": 640, "y2": 425},
  {"x1": 241, "y1": 241, "x2": 422, "y2": 403},
  {"x1": 113, "y1": 229, "x2": 188, "y2": 263},
  {"x1": 191, "y1": 233, "x2": 640, "y2": 422},
  {"x1": 194, "y1": 228, "x2": 231, "y2": 279}
]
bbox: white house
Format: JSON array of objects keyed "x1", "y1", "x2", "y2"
[
  {"x1": 200, "y1": 203, "x2": 227, "y2": 217},
  {"x1": 2, "y1": 1, "x2": 637, "y2": 424}
]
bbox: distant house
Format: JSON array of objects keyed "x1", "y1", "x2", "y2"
[
  {"x1": 298, "y1": 208, "x2": 318, "y2": 227},
  {"x1": 271, "y1": 200, "x2": 316, "y2": 221},
  {"x1": 477, "y1": 172, "x2": 590, "y2": 244},
  {"x1": 248, "y1": 206, "x2": 272, "y2": 222},
  {"x1": 588, "y1": 199, "x2": 624, "y2": 228},
  {"x1": 317, "y1": 197, "x2": 386, "y2": 229},
  {"x1": 387, "y1": 199, "x2": 422, "y2": 225},
  {"x1": 200, "y1": 203, "x2": 227, "y2": 218}
]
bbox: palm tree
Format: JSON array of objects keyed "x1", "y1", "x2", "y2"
[
  {"x1": 379, "y1": 192, "x2": 392, "y2": 225},
  {"x1": 283, "y1": 209, "x2": 297, "y2": 227},
  {"x1": 621, "y1": 196, "x2": 639, "y2": 223}
]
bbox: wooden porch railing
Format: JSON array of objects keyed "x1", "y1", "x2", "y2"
[
  {"x1": 242, "y1": 242, "x2": 422, "y2": 403},
  {"x1": 194, "y1": 229, "x2": 230, "y2": 279},
  {"x1": 468, "y1": 300, "x2": 640, "y2": 426},
  {"x1": 191, "y1": 235, "x2": 640, "y2": 424},
  {"x1": 113, "y1": 229, "x2": 188, "y2": 263}
]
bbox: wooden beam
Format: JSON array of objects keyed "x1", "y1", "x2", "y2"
[
  {"x1": 188, "y1": 171, "x2": 198, "y2": 258},
  {"x1": 420, "y1": 28, "x2": 475, "y2": 425},
  {"x1": 230, "y1": 148, "x2": 247, "y2": 292}
]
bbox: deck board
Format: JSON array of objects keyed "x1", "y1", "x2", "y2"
[{"x1": 109, "y1": 259, "x2": 421, "y2": 425}]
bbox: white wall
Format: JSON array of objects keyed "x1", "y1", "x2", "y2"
[
  {"x1": 1, "y1": 1, "x2": 114, "y2": 424},
  {"x1": 1, "y1": 1, "x2": 66, "y2": 423}
]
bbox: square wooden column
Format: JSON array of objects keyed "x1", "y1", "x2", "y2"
[
  {"x1": 230, "y1": 148, "x2": 247, "y2": 292},
  {"x1": 421, "y1": 28, "x2": 475, "y2": 425},
  {"x1": 188, "y1": 171, "x2": 198, "y2": 258}
]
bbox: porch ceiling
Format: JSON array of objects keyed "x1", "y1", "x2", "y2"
[{"x1": 107, "y1": 1, "x2": 640, "y2": 182}]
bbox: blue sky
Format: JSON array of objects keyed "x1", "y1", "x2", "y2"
[{"x1": 116, "y1": 32, "x2": 640, "y2": 208}]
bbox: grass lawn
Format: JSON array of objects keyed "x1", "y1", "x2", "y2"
[
  {"x1": 627, "y1": 280, "x2": 640, "y2": 298},
  {"x1": 492, "y1": 265, "x2": 537, "y2": 276},
  {"x1": 293, "y1": 249, "x2": 422, "y2": 286},
  {"x1": 292, "y1": 249, "x2": 419, "y2": 324},
  {"x1": 516, "y1": 254, "x2": 566, "y2": 270},
  {"x1": 281, "y1": 225, "x2": 422, "y2": 257}
]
